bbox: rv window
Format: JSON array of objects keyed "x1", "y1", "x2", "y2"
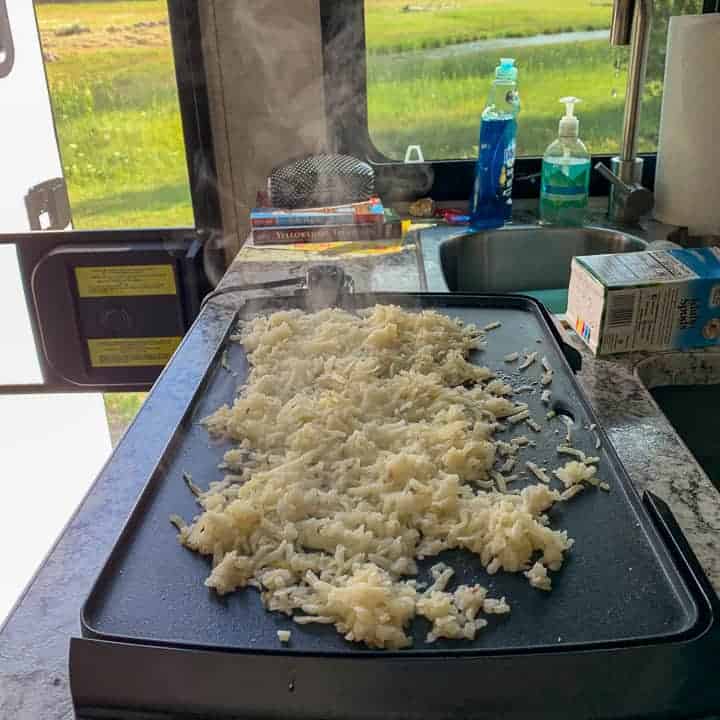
[
  {"x1": 364, "y1": 0, "x2": 704, "y2": 162},
  {"x1": 322, "y1": 0, "x2": 710, "y2": 199}
]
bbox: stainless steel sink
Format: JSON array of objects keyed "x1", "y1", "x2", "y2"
[
  {"x1": 440, "y1": 225, "x2": 646, "y2": 312},
  {"x1": 650, "y1": 384, "x2": 720, "y2": 488},
  {"x1": 636, "y1": 353, "x2": 720, "y2": 491}
]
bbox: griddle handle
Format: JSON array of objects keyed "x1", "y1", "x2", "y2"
[
  {"x1": 536, "y1": 302, "x2": 582, "y2": 373},
  {"x1": 559, "y1": 340, "x2": 582, "y2": 374},
  {"x1": 642, "y1": 491, "x2": 720, "y2": 617},
  {"x1": 642, "y1": 492, "x2": 686, "y2": 549}
]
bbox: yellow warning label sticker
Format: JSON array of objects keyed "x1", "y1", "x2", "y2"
[
  {"x1": 87, "y1": 337, "x2": 182, "y2": 368},
  {"x1": 75, "y1": 265, "x2": 177, "y2": 298}
]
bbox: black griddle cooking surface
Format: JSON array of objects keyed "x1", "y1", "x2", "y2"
[{"x1": 81, "y1": 293, "x2": 699, "y2": 656}]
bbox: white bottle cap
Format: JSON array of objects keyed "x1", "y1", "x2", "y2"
[{"x1": 558, "y1": 96, "x2": 580, "y2": 137}]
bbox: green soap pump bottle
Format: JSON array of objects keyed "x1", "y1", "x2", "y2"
[{"x1": 539, "y1": 97, "x2": 590, "y2": 226}]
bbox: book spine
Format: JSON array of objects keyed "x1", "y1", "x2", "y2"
[
  {"x1": 292, "y1": 197, "x2": 382, "y2": 214},
  {"x1": 253, "y1": 222, "x2": 398, "y2": 245},
  {"x1": 382, "y1": 221, "x2": 402, "y2": 240},
  {"x1": 251, "y1": 211, "x2": 382, "y2": 228}
]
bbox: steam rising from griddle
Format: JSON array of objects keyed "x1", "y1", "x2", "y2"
[{"x1": 198, "y1": 2, "x2": 427, "y2": 305}]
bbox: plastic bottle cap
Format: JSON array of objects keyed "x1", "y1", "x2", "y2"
[
  {"x1": 559, "y1": 96, "x2": 580, "y2": 137},
  {"x1": 495, "y1": 58, "x2": 518, "y2": 82}
]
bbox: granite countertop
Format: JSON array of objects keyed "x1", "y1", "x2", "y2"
[{"x1": 2, "y1": 222, "x2": 720, "y2": 719}]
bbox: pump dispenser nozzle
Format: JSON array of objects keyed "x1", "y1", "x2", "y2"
[
  {"x1": 559, "y1": 96, "x2": 581, "y2": 137},
  {"x1": 496, "y1": 58, "x2": 518, "y2": 81}
]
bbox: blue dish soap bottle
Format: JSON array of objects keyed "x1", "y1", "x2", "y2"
[
  {"x1": 539, "y1": 97, "x2": 590, "y2": 226},
  {"x1": 470, "y1": 58, "x2": 520, "y2": 229}
]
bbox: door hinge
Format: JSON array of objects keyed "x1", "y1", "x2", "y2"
[
  {"x1": 0, "y1": 0, "x2": 14, "y2": 79},
  {"x1": 25, "y1": 177, "x2": 71, "y2": 231}
]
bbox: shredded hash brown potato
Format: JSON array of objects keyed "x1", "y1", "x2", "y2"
[{"x1": 173, "y1": 305, "x2": 603, "y2": 649}]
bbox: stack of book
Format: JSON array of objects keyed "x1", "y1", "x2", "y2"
[{"x1": 250, "y1": 197, "x2": 403, "y2": 245}]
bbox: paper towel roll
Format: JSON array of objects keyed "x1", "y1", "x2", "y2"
[{"x1": 654, "y1": 14, "x2": 720, "y2": 236}]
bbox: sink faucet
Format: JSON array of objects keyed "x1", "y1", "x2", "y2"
[{"x1": 595, "y1": 0, "x2": 654, "y2": 225}]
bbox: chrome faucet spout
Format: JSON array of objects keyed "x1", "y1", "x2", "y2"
[
  {"x1": 610, "y1": 0, "x2": 635, "y2": 45},
  {"x1": 615, "y1": 0, "x2": 653, "y2": 164},
  {"x1": 596, "y1": 0, "x2": 654, "y2": 224}
]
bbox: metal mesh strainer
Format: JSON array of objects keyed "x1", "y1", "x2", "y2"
[{"x1": 267, "y1": 154, "x2": 375, "y2": 209}]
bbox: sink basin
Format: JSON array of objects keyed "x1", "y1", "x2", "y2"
[
  {"x1": 439, "y1": 225, "x2": 647, "y2": 313},
  {"x1": 636, "y1": 352, "x2": 720, "y2": 491},
  {"x1": 650, "y1": 384, "x2": 720, "y2": 488}
]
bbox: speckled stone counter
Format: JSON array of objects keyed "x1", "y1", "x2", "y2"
[
  {"x1": 1, "y1": 224, "x2": 719, "y2": 719},
  {"x1": 566, "y1": 346, "x2": 720, "y2": 586}
]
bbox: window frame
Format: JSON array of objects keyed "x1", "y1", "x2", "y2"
[
  {"x1": 320, "y1": 0, "x2": 715, "y2": 202},
  {"x1": 166, "y1": 0, "x2": 222, "y2": 233}
]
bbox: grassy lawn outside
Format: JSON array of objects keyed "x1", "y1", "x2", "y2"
[
  {"x1": 367, "y1": 41, "x2": 645, "y2": 160},
  {"x1": 35, "y1": 0, "x2": 166, "y2": 31},
  {"x1": 365, "y1": 0, "x2": 612, "y2": 54},
  {"x1": 103, "y1": 392, "x2": 147, "y2": 446},
  {"x1": 36, "y1": 1, "x2": 193, "y2": 230},
  {"x1": 364, "y1": 0, "x2": 702, "y2": 160}
]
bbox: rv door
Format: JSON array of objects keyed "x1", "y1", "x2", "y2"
[{"x1": 0, "y1": 1, "x2": 69, "y2": 233}]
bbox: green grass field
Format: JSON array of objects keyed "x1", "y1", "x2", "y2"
[
  {"x1": 363, "y1": 0, "x2": 700, "y2": 159},
  {"x1": 36, "y1": 1, "x2": 193, "y2": 229},
  {"x1": 103, "y1": 392, "x2": 147, "y2": 446},
  {"x1": 367, "y1": 41, "x2": 651, "y2": 159},
  {"x1": 50, "y1": 50, "x2": 192, "y2": 227},
  {"x1": 37, "y1": 0, "x2": 165, "y2": 29},
  {"x1": 365, "y1": 0, "x2": 612, "y2": 54}
]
